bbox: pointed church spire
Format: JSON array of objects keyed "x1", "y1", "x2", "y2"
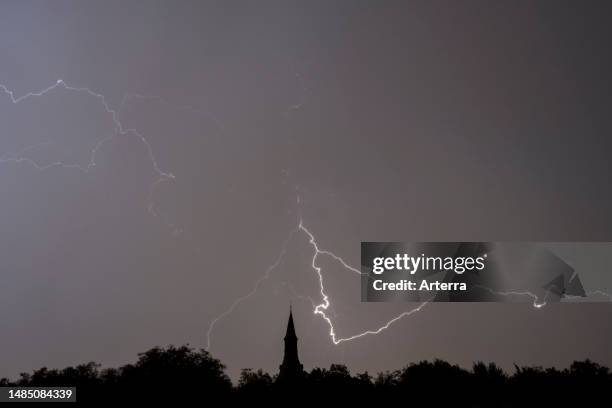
[
  {"x1": 285, "y1": 307, "x2": 297, "y2": 339},
  {"x1": 278, "y1": 306, "x2": 303, "y2": 382}
]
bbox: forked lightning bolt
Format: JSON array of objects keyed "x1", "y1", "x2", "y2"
[
  {"x1": 475, "y1": 286, "x2": 612, "y2": 308},
  {"x1": 4, "y1": 79, "x2": 611, "y2": 352},
  {"x1": 3, "y1": 78, "x2": 430, "y2": 349},
  {"x1": 0, "y1": 79, "x2": 177, "y2": 231},
  {"x1": 473, "y1": 285, "x2": 549, "y2": 308},
  {"x1": 205, "y1": 227, "x2": 298, "y2": 350},
  {"x1": 298, "y1": 220, "x2": 429, "y2": 344},
  {"x1": 207, "y1": 218, "x2": 430, "y2": 349},
  {"x1": 564, "y1": 291, "x2": 612, "y2": 302},
  {"x1": 209, "y1": 220, "x2": 612, "y2": 348}
]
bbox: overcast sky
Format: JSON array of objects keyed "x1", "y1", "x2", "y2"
[{"x1": 1, "y1": 0, "x2": 612, "y2": 380}]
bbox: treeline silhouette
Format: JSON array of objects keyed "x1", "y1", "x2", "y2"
[{"x1": 1, "y1": 345, "x2": 609, "y2": 405}]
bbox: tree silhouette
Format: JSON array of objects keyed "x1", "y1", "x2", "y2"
[
  {"x1": 237, "y1": 368, "x2": 274, "y2": 396},
  {"x1": 2, "y1": 344, "x2": 610, "y2": 405}
]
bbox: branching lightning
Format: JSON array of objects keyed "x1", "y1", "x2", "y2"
[
  {"x1": 564, "y1": 291, "x2": 612, "y2": 302},
  {"x1": 0, "y1": 79, "x2": 178, "y2": 231},
  {"x1": 205, "y1": 227, "x2": 298, "y2": 350},
  {"x1": 473, "y1": 285, "x2": 550, "y2": 308},
  {"x1": 4, "y1": 77, "x2": 430, "y2": 351},
  {"x1": 3, "y1": 78, "x2": 611, "y2": 356},
  {"x1": 298, "y1": 219, "x2": 429, "y2": 344},
  {"x1": 207, "y1": 217, "x2": 430, "y2": 349},
  {"x1": 585, "y1": 290, "x2": 612, "y2": 301},
  {"x1": 209, "y1": 216, "x2": 612, "y2": 349},
  {"x1": 475, "y1": 285, "x2": 612, "y2": 308}
]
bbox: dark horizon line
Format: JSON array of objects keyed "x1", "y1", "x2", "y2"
[{"x1": 2, "y1": 342, "x2": 608, "y2": 384}]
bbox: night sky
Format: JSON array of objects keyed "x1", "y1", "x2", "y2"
[{"x1": 1, "y1": 0, "x2": 612, "y2": 380}]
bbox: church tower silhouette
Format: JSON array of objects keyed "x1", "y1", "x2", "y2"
[{"x1": 278, "y1": 307, "x2": 304, "y2": 382}]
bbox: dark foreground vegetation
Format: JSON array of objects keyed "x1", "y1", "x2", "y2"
[{"x1": 1, "y1": 345, "x2": 609, "y2": 405}]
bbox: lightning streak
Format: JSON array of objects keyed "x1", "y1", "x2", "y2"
[
  {"x1": 564, "y1": 291, "x2": 612, "y2": 302},
  {"x1": 206, "y1": 218, "x2": 430, "y2": 348},
  {"x1": 5, "y1": 79, "x2": 611, "y2": 352},
  {"x1": 0, "y1": 79, "x2": 177, "y2": 230},
  {"x1": 298, "y1": 220, "x2": 429, "y2": 345},
  {"x1": 205, "y1": 227, "x2": 298, "y2": 350},
  {"x1": 473, "y1": 285, "x2": 550, "y2": 308},
  {"x1": 276, "y1": 281, "x2": 317, "y2": 309},
  {"x1": 475, "y1": 285, "x2": 612, "y2": 307},
  {"x1": 586, "y1": 290, "x2": 612, "y2": 301}
]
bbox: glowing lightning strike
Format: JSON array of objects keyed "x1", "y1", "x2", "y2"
[
  {"x1": 586, "y1": 290, "x2": 612, "y2": 301},
  {"x1": 475, "y1": 286, "x2": 612, "y2": 307},
  {"x1": 7, "y1": 79, "x2": 610, "y2": 352},
  {"x1": 473, "y1": 285, "x2": 550, "y2": 309},
  {"x1": 564, "y1": 291, "x2": 612, "y2": 302},
  {"x1": 205, "y1": 227, "x2": 298, "y2": 350},
  {"x1": 298, "y1": 220, "x2": 429, "y2": 345},
  {"x1": 0, "y1": 79, "x2": 177, "y2": 231},
  {"x1": 206, "y1": 218, "x2": 430, "y2": 349}
]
